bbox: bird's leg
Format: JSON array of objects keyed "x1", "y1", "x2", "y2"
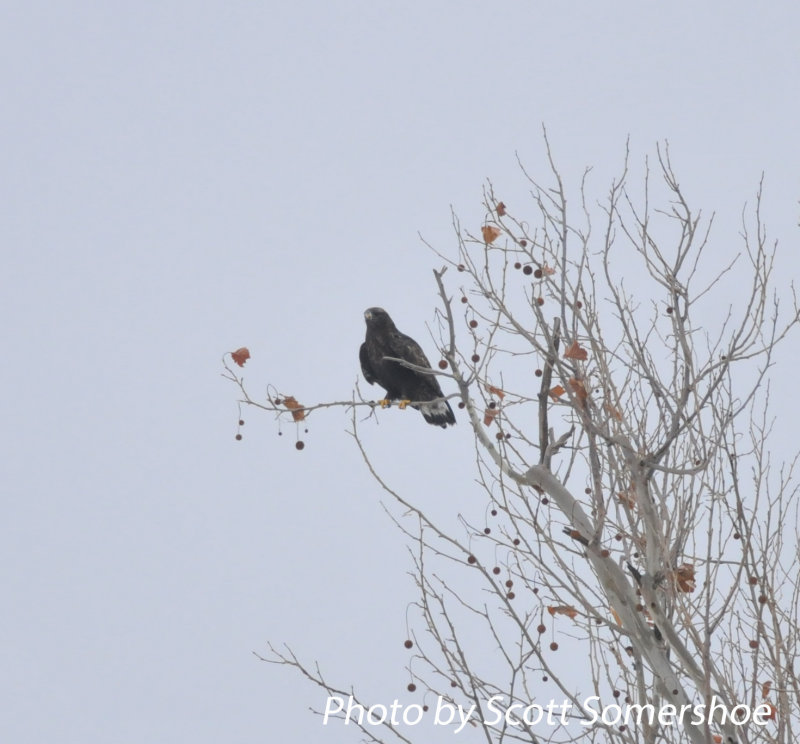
[
  {"x1": 398, "y1": 400, "x2": 411, "y2": 410},
  {"x1": 378, "y1": 399, "x2": 391, "y2": 409}
]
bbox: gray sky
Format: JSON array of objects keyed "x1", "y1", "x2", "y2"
[{"x1": 3, "y1": 2, "x2": 799, "y2": 742}]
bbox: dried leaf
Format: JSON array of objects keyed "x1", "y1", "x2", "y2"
[
  {"x1": 231, "y1": 347, "x2": 250, "y2": 367},
  {"x1": 282, "y1": 395, "x2": 306, "y2": 422},
  {"x1": 610, "y1": 606, "x2": 622, "y2": 625},
  {"x1": 604, "y1": 402, "x2": 623, "y2": 421},
  {"x1": 761, "y1": 681, "x2": 772, "y2": 698},
  {"x1": 542, "y1": 263, "x2": 556, "y2": 276},
  {"x1": 713, "y1": 736, "x2": 722, "y2": 743},
  {"x1": 617, "y1": 487, "x2": 636, "y2": 509},
  {"x1": 481, "y1": 225, "x2": 502, "y2": 244},
  {"x1": 568, "y1": 377, "x2": 588, "y2": 407},
  {"x1": 764, "y1": 702, "x2": 777, "y2": 721},
  {"x1": 564, "y1": 340, "x2": 588, "y2": 361},
  {"x1": 549, "y1": 385, "x2": 566, "y2": 400},
  {"x1": 563, "y1": 528, "x2": 589, "y2": 545},
  {"x1": 674, "y1": 564, "x2": 696, "y2": 593},
  {"x1": 483, "y1": 407, "x2": 499, "y2": 427},
  {"x1": 486, "y1": 384, "x2": 505, "y2": 400},
  {"x1": 496, "y1": 201, "x2": 507, "y2": 216},
  {"x1": 547, "y1": 605, "x2": 578, "y2": 620}
]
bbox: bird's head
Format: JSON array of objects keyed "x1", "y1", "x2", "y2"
[{"x1": 364, "y1": 307, "x2": 394, "y2": 328}]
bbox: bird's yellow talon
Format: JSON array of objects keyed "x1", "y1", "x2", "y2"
[
  {"x1": 398, "y1": 399, "x2": 411, "y2": 410},
  {"x1": 379, "y1": 399, "x2": 390, "y2": 409}
]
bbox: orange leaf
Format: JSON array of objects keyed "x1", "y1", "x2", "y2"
[
  {"x1": 761, "y1": 681, "x2": 772, "y2": 698},
  {"x1": 231, "y1": 347, "x2": 250, "y2": 367},
  {"x1": 564, "y1": 340, "x2": 588, "y2": 361},
  {"x1": 617, "y1": 487, "x2": 636, "y2": 509},
  {"x1": 547, "y1": 605, "x2": 578, "y2": 620},
  {"x1": 568, "y1": 377, "x2": 588, "y2": 407},
  {"x1": 483, "y1": 407, "x2": 499, "y2": 427},
  {"x1": 604, "y1": 402, "x2": 623, "y2": 421},
  {"x1": 282, "y1": 395, "x2": 306, "y2": 422},
  {"x1": 542, "y1": 263, "x2": 556, "y2": 276},
  {"x1": 481, "y1": 225, "x2": 502, "y2": 243},
  {"x1": 610, "y1": 606, "x2": 622, "y2": 625},
  {"x1": 486, "y1": 384, "x2": 505, "y2": 400},
  {"x1": 713, "y1": 736, "x2": 722, "y2": 743},
  {"x1": 496, "y1": 201, "x2": 507, "y2": 216},
  {"x1": 674, "y1": 564, "x2": 696, "y2": 593},
  {"x1": 764, "y1": 702, "x2": 776, "y2": 721},
  {"x1": 549, "y1": 385, "x2": 565, "y2": 400}
]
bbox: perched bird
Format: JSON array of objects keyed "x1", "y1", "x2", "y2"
[{"x1": 359, "y1": 307, "x2": 456, "y2": 428}]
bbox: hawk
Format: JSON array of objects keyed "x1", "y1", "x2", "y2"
[{"x1": 360, "y1": 307, "x2": 456, "y2": 428}]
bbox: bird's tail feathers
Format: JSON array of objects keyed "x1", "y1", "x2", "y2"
[{"x1": 419, "y1": 399, "x2": 456, "y2": 428}]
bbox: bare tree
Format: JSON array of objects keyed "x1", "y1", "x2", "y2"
[{"x1": 225, "y1": 136, "x2": 800, "y2": 744}]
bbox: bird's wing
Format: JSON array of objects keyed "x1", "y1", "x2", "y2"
[
  {"x1": 394, "y1": 331, "x2": 433, "y2": 369},
  {"x1": 359, "y1": 341, "x2": 376, "y2": 385}
]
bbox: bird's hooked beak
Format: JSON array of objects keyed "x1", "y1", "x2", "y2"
[{"x1": 364, "y1": 309, "x2": 373, "y2": 321}]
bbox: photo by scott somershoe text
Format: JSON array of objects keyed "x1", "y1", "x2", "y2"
[{"x1": 322, "y1": 694, "x2": 774, "y2": 734}]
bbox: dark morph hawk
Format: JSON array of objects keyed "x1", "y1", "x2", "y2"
[{"x1": 360, "y1": 307, "x2": 456, "y2": 428}]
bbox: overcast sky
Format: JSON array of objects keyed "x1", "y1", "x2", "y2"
[{"x1": 3, "y1": 2, "x2": 799, "y2": 743}]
